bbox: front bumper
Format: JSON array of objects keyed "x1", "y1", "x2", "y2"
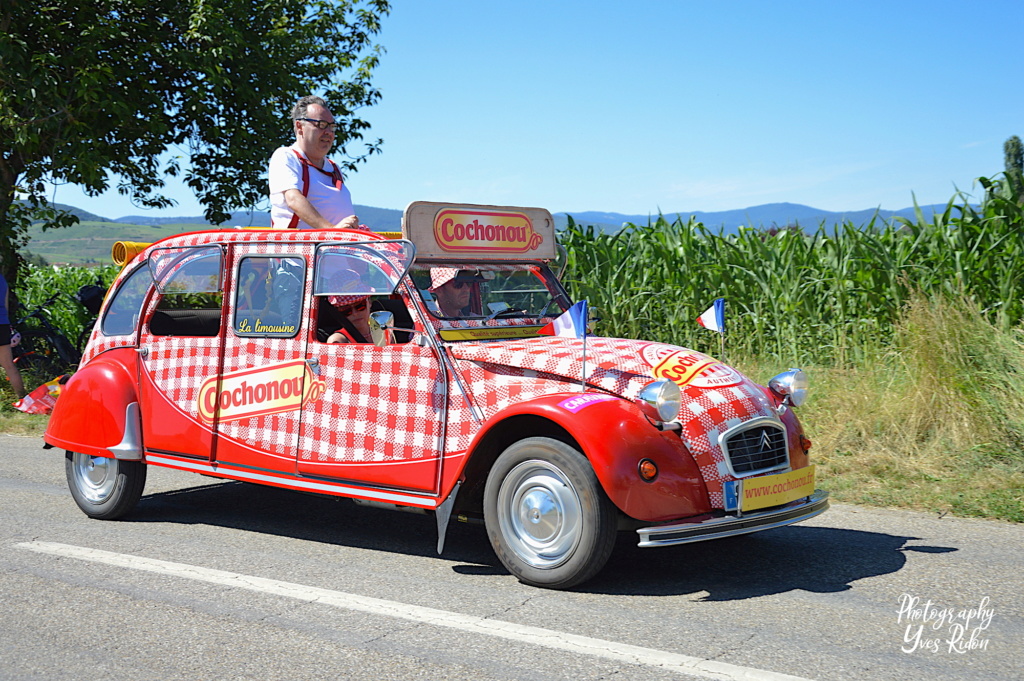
[{"x1": 636, "y1": 489, "x2": 830, "y2": 548}]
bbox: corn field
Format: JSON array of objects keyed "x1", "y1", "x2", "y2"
[{"x1": 560, "y1": 175, "x2": 1024, "y2": 366}]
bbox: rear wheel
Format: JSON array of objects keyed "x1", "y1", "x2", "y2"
[
  {"x1": 65, "y1": 451, "x2": 147, "y2": 519},
  {"x1": 484, "y1": 437, "x2": 617, "y2": 589}
]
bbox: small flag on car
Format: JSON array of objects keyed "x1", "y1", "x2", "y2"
[
  {"x1": 697, "y1": 298, "x2": 725, "y2": 333},
  {"x1": 539, "y1": 300, "x2": 589, "y2": 339}
]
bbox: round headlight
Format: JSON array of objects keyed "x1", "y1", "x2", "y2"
[
  {"x1": 768, "y1": 368, "x2": 809, "y2": 407},
  {"x1": 637, "y1": 379, "x2": 682, "y2": 422}
]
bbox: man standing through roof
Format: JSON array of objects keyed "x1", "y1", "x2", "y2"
[{"x1": 268, "y1": 96, "x2": 361, "y2": 230}]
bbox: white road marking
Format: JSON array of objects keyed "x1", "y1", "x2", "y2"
[{"x1": 17, "y1": 541, "x2": 813, "y2": 681}]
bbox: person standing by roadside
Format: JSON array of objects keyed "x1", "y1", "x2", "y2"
[
  {"x1": 0, "y1": 271, "x2": 26, "y2": 398},
  {"x1": 268, "y1": 95, "x2": 361, "y2": 230}
]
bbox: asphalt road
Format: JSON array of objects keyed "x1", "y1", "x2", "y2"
[{"x1": 2, "y1": 433, "x2": 1021, "y2": 681}]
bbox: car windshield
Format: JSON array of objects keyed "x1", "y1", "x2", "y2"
[{"x1": 411, "y1": 263, "x2": 569, "y2": 320}]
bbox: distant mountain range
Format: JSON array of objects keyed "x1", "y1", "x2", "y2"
[
  {"x1": 35, "y1": 200, "x2": 961, "y2": 235},
  {"x1": 557, "y1": 202, "x2": 963, "y2": 235}
]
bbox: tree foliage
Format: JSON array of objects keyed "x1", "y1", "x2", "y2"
[{"x1": 0, "y1": 0, "x2": 390, "y2": 281}]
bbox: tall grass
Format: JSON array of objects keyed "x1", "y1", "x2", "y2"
[
  {"x1": 767, "y1": 294, "x2": 1024, "y2": 522},
  {"x1": 14, "y1": 264, "x2": 119, "y2": 346}
]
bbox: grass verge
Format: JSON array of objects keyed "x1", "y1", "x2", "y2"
[{"x1": 738, "y1": 294, "x2": 1024, "y2": 523}]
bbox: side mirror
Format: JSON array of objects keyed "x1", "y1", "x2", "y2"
[{"x1": 369, "y1": 310, "x2": 395, "y2": 347}]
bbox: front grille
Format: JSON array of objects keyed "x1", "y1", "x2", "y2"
[{"x1": 723, "y1": 424, "x2": 788, "y2": 474}]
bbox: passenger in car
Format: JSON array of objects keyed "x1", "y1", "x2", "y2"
[
  {"x1": 237, "y1": 259, "x2": 271, "y2": 315},
  {"x1": 326, "y1": 293, "x2": 371, "y2": 344}
]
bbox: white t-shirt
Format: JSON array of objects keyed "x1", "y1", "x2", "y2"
[{"x1": 268, "y1": 146, "x2": 355, "y2": 229}]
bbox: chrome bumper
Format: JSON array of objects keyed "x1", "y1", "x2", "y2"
[{"x1": 636, "y1": 489, "x2": 830, "y2": 548}]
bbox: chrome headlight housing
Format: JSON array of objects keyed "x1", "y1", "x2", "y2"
[
  {"x1": 768, "y1": 368, "x2": 809, "y2": 407},
  {"x1": 636, "y1": 379, "x2": 682, "y2": 422}
]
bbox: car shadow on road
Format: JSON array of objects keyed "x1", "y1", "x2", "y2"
[
  {"x1": 585, "y1": 525, "x2": 957, "y2": 599},
  {"x1": 127, "y1": 480, "x2": 956, "y2": 599},
  {"x1": 127, "y1": 480, "x2": 500, "y2": 565}
]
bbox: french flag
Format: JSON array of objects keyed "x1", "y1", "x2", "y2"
[
  {"x1": 539, "y1": 300, "x2": 588, "y2": 338},
  {"x1": 697, "y1": 298, "x2": 725, "y2": 333}
]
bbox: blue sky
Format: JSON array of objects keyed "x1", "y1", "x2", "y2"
[{"x1": 51, "y1": 0, "x2": 1024, "y2": 219}]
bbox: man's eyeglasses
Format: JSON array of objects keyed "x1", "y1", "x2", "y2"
[{"x1": 299, "y1": 118, "x2": 339, "y2": 132}]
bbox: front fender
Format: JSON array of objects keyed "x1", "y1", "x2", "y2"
[
  {"x1": 44, "y1": 349, "x2": 141, "y2": 459},
  {"x1": 465, "y1": 393, "x2": 712, "y2": 522},
  {"x1": 759, "y1": 385, "x2": 811, "y2": 470}
]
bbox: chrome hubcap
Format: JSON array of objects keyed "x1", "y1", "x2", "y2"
[
  {"x1": 72, "y1": 453, "x2": 117, "y2": 504},
  {"x1": 497, "y1": 460, "x2": 582, "y2": 569}
]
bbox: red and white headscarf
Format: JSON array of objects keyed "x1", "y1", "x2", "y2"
[
  {"x1": 326, "y1": 269, "x2": 369, "y2": 309},
  {"x1": 428, "y1": 267, "x2": 459, "y2": 292}
]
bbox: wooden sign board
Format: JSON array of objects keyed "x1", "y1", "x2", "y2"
[{"x1": 402, "y1": 201, "x2": 557, "y2": 261}]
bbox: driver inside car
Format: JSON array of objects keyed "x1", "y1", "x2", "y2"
[{"x1": 428, "y1": 268, "x2": 484, "y2": 317}]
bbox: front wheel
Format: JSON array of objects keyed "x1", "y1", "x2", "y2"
[
  {"x1": 65, "y1": 451, "x2": 147, "y2": 519},
  {"x1": 484, "y1": 437, "x2": 618, "y2": 589}
]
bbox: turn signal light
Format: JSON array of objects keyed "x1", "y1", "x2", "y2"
[
  {"x1": 638, "y1": 459, "x2": 658, "y2": 482},
  {"x1": 800, "y1": 435, "x2": 813, "y2": 451}
]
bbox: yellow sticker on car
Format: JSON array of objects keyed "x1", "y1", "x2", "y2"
[
  {"x1": 439, "y1": 326, "x2": 546, "y2": 341},
  {"x1": 739, "y1": 465, "x2": 816, "y2": 511}
]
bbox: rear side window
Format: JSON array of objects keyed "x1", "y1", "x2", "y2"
[
  {"x1": 101, "y1": 265, "x2": 151, "y2": 336},
  {"x1": 148, "y1": 247, "x2": 224, "y2": 337}
]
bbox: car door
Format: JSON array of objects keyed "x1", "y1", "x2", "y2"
[
  {"x1": 211, "y1": 242, "x2": 314, "y2": 472},
  {"x1": 296, "y1": 241, "x2": 448, "y2": 493},
  {"x1": 136, "y1": 245, "x2": 226, "y2": 461}
]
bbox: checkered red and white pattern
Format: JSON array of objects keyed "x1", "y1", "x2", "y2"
[
  {"x1": 298, "y1": 344, "x2": 443, "y2": 464},
  {"x1": 79, "y1": 323, "x2": 123, "y2": 365},
  {"x1": 81, "y1": 228, "x2": 782, "y2": 511},
  {"x1": 142, "y1": 334, "x2": 220, "y2": 420},
  {"x1": 676, "y1": 381, "x2": 776, "y2": 506},
  {"x1": 428, "y1": 267, "x2": 459, "y2": 291},
  {"x1": 446, "y1": 336, "x2": 779, "y2": 507}
]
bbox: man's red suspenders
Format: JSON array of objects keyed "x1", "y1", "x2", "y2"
[{"x1": 284, "y1": 149, "x2": 344, "y2": 229}]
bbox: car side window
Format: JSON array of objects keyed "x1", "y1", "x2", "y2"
[
  {"x1": 234, "y1": 256, "x2": 305, "y2": 337},
  {"x1": 148, "y1": 248, "x2": 224, "y2": 338},
  {"x1": 100, "y1": 264, "x2": 151, "y2": 336}
]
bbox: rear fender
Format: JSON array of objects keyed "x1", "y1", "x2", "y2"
[
  {"x1": 460, "y1": 393, "x2": 711, "y2": 522},
  {"x1": 44, "y1": 349, "x2": 142, "y2": 460}
]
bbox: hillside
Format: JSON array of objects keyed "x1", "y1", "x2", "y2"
[{"x1": 23, "y1": 204, "x2": 405, "y2": 265}]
